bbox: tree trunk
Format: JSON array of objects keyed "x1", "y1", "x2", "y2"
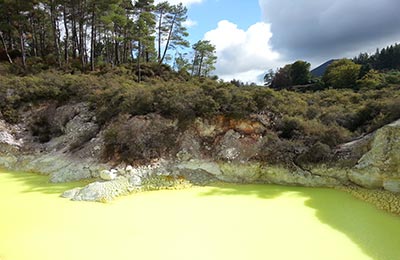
[
  {"x1": 50, "y1": 0, "x2": 62, "y2": 68},
  {"x1": 157, "y1": 10, "x2": 163, "y2": 63},
  {"x1": 29, "y1": 15, "x2": 38, "y2": 57},
  {"x1": 191, "y1": 51, "x2": 196, "y2": 76},
  {"x1": 71, "y1": 3, "x2": 78, "y2": 59},
  {"x1": 90, "y1": 3, "x2": 96, "y2": 71},
  {"x1": 130, "y1": 41, "x2": 134, "y2": 61},
  {"x1": 159, "y1": 14, "x2": 176, "y2": 65},
  {"x1": 137, "y1": 40, "x2": 141, "y2": 82},
  {"x1": 114, "y1": 39, "x2": 120, "y2": 65},
  {"x1": 78, "y1": 1, "x2": 85, "y2": 70},
  {"x1": 198, "y1": 53, "x2": 204, "y2": 76},
  {"x1": 0, "y1": 31, "x2": 13, "y2": 64},
  {"x1": 39, "y1": 23, "x2": 46, "y2": 58},
  {"x1": 63, "y1": 3, "x2": 69, "y2": 64},
  {"x1": 19, "y1": 32, "x2": 26, "y2": 69}
]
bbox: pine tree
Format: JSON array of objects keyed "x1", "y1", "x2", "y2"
[
  {"x1": 155, "y1": 2, "x2": 189, "y2": 65},
  {"x1": 133, "y1": 0, "x2": 156, "y2": 81},
  {"x1": 191, "y1": 40, "x2": 216, "y2": 77}
]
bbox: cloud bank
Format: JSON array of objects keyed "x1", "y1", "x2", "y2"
[
  {"x1": 204, "y1": 20, "x2": 281, "y2": 83},
  {"x1": 259, "y1": 0, "x2": 400, "y2": 63}
]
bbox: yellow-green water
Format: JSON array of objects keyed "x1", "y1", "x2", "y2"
[{"x1": 1, "y1": 171, "x2": 400, "y2": 260}]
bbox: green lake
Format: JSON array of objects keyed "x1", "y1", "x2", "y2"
[{"x1": 1, "y1": 170, "x2": 400, "y2": 260}]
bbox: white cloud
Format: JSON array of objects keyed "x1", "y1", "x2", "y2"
[
  {"x1": 182, "y1": 18, "x2": 198, "y2": 28},
  {"x1": 154, "y1": 0, "x2": 203, "y2": 7},
  {"x1": 218, "y1": 70, "x2": 268, "y2": 85},
  {"x1": 204, "y1": 20, "x2": 283, "y2": 83}
]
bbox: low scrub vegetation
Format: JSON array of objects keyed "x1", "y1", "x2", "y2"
[{"x1": 0, "y1": 66, "x2": 399, "y2": 165}]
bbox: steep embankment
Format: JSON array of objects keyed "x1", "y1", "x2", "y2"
[{"x1": 1, "y1": 100, "x2": 399, "y2": 213}]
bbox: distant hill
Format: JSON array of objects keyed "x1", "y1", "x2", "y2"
[{"x1": 311, "y1": 59, "x2": 336, "y2": 77}]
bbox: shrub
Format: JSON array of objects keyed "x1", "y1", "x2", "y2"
[
  {"x1": 275, "y1": 116, "x2": 304, "y2": 139},
  {"x1": 297, "y1": 142, "x2": 332, "y2": 164},
  {"x1": 258, "y1": 133, "x2": 302, "y2": 166},
  {"x1": 103, "y1": 115, "x2": 179, "y2": 163},
  {"x1": 357, "y1": 70, "x2": 385, "y2": 89},
  {"x1": 323, "y1": 59, "x2": 361, "y2": 88},
  {"x1": 384, "y1": 71, "x2": 400, "y2": 84}
]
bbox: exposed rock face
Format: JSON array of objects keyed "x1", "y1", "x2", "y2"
[
  {"x1": 43, "y1": 103, "x2": 100, "y2": 152},
  {"x1": 176, "y1": 160, "x2": 342, "y2": 187},
  {"x1": 215, "y1": 130, "x2": 263, "y2": 162},
  {"x1": 0, "y1": 119, "x2": 22, "y2": 152},
  {"x1": 1, "y1": 100, "x2": 400, "y2": 203},
  {"x1": 349, "y1": 119, "x2": 400, "y2": 191},
  {"x1": 0, "y1": 102, "x2": 108, "y2": 182}
]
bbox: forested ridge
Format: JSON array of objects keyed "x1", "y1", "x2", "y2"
[
  {"x1": 264, "y1": 43, "x2": 400, "y2": 92},
  {"x1": 0, "y1": 0, "x2": 216, "y2": 79}
]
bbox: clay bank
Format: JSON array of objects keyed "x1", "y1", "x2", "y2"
[{"x1": 0, "y1": 102, "x2": 400, "y2": 214}]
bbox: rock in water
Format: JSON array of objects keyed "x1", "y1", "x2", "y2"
[
  {"x1": 70, "y1": 178, "x2": 132, "y2": 202},
  {"x1": 100, "y1": 169, "x2": 118, "y2": 180},
  {"x1": 61, "y1": 188, "x2": 82, "y2": 199}
]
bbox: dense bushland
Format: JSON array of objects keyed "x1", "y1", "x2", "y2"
[{"x1": 0, "y1": 64, "x2": 399, "y2": 164}]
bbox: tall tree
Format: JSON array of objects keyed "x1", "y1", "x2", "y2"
[
  {"x1": 191, "y1": 40, "x2": 216, "y2": 77},
  {"x1": 62, "y1": 1, "x2": 69, "y2": 64},
  {"x1": 133, "y1": 0, "x2": 155, "y2": 81},
  {"x1": 155, "y1": 2, "x2": 189, "y2": 65},
  {"x1": 271, "y1": 65, "x2": 292, "y2": 89},
  {"x1": 290, "y1": 60, "x2": 311, "y2": 85},
  {"x1": 47, "y1": 0, "x2": 62, "y2": 67},
  {"x1": 1, "y1": 0, "x2": 38, "y2": 69}
]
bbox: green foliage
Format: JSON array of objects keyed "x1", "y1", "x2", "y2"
[
  {"x1": 191, "y1": 40, "x2": 217, "y2": 77},
  {"x1": 1, "y1": 68, "x2": 399, "y2": 166},
  {"x1": 271, "y1": 64, "x2": 292, "y2": 89},
  {"x1": 155, "y1": 2, "x2": 189, "y2": 64},
  {"x1": 357, "y1": 70, "x2": 385, "y2": 89},
  {"x1": 0, "y1": 0, "x2": 196, "y2": 74},
  {"x1": 291, "y1": 60, "x2": 311, "y2": 85},
  {"x1": 323, "y1": 59, "x2": 361, "y2": 88},
  {"x1": 354, "y1": 43, "x2": 400, "y2": 71},
  {"x1": 270, "y1": 60, "x2": 311, "y2": 89},
  {"x1": 383, "y1": 71, "x2": 400, "y2": 84}
]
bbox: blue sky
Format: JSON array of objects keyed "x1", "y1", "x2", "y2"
[
  {"x1": 157, "y1": 0, "x2": 400, "y2": 83},
  {"x1": 186, "y1": 0, "x2": 262, "y2": 45}
]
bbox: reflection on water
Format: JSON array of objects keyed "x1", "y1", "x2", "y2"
[{"x1": 1, "y1": 171, "x2": 400, "y2": 260}]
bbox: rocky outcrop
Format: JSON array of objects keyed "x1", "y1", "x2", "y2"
[
  {"x1": 176, "y1": 160, "x2": 342, "y2": 187},
  {"x1": 0, "y1": 102, "x2": 108, "y2": 182},
  {"x1": 0, "y1": 119, "x2": 22, "y2": 151},
  {"x1": 348, "y1": 119, "x2": 400, "y2": 192},
  {"x1": 63, "y1": 177, "x2": 132, "y2": 202},
  {"x1": 1, "y1": 100, "x2": 400, "y2": 203},
  {"x1": 62, "y1": 174, "x2": 192, "y2": 202}
]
